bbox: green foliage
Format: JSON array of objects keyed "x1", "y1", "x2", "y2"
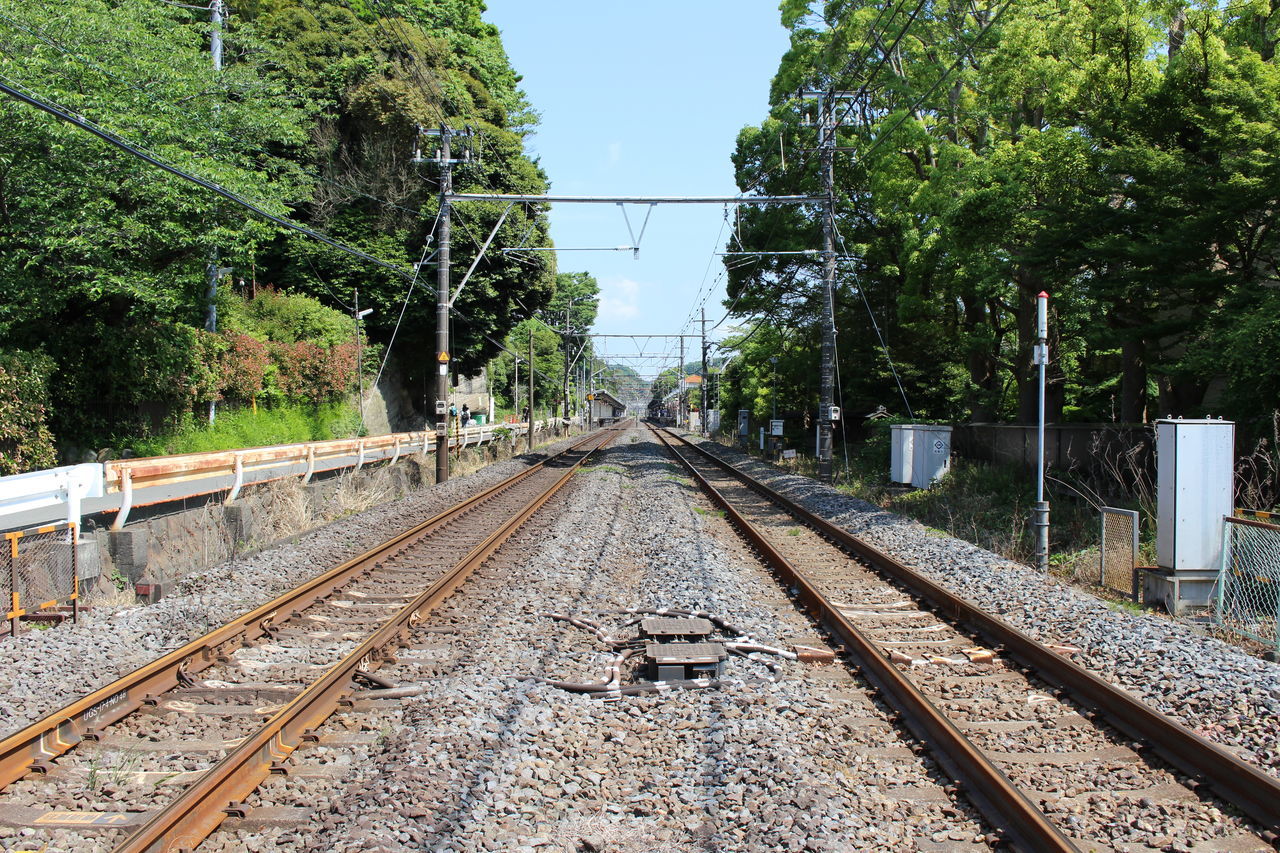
[
  {"x1": 0, "y1": 351, "x2": 58, "y2": 474},
  {"x1": 840, "y1": 458, "x2": 1098, "y2": 566},
  {"x1": 0, "y1": 0, "x2": 552, "y2": 461},
  {"x1": 488, "y1": 272, "x2": 608, "y2": 415},
  {"x1": 725, "y1": 0, "x2": 1280, "y2": 435},
  {"x1": 131, "y1": 401, "x2": 360, "y2": 457}
]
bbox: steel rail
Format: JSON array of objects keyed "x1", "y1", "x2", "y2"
[
  {"x1": 659, "y1": 427, "x2": 1280, "y2": 841},
  {"x1": 0, "y1": 428, "x2": 606, "y2": 791},
  {"x1": 649, "y1": 426, "x2": 1078, "y2": 852},
  {"x1": 114, "y1": 425, "x2": 625, "y2": 852}
]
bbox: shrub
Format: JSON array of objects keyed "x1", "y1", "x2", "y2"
[
  {"x1": 220, "y1": 333, "x2": 270, "y2": 402},
  {"x1": 274, "y1": 340, "x2": 357, "y2": 403},
  {"x1": 0, "y1": 350, "x2": 58, "y2": 474}
]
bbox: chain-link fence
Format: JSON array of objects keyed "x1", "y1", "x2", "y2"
[
  {"x1": 1214, "y1": 516, "x2": 1280, "y2": 657},
  {"x1": 1099, "y1": 507, "x2": 1140, "y2": 599},
  {"x1": 4, "y1": 522, "x2": 81, "y2": 637}
]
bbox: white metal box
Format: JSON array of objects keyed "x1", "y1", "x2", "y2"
[
  {"x1": 911, "y1": 425, "x2": 953, "y2": 488},
  {"x1": 1156, "y1": 419, "x2": 1234, "y2": 572},
  {"x1": 890, "y1": 425, "x2": 915, "y2": 484}
]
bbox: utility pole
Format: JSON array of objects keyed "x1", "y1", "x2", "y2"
[
  {"x1": 433, "y1": 126, "x2": 453, "y2": 483},
  {"x1": 527, "y1": 327, "x2": 535, "y2": 450},
  {"x1": 355, "y1": 289, "x2": 363, "y2": 433},
  {"x1": 817, "y1": 89, "x2": 837, "y2": 483},
  {"x1": 354, "y1": 289, "x2": 372, "y2": 434},
  {"x1": 205, "y1": 0, "x2": 225, "y2": 425},
  {"x1": 561, "y1": 298, "x2": 576, "y2": 422},
  {"x1": 700, "y1": 307, "x2": 708, "y2": 436},
  {"x1": 678, "y1": 336, "x2": 685, "y2": 429}
]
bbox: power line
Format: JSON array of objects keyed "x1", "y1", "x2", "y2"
[
  {"x1": 859, "y1": 0, "x2": 1013, "y2": 162},
  {"x1": 0, "y1": 9, "x2": 434, "y2": 237},
  {"x1": 0, "y1": 75, "x2": 414, "y2": 280}
]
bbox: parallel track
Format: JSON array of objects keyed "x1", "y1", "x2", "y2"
[
  {"x1": 652, "y1": 425, "x2": 1280, "y2": 852},
  {"x1": 0, "y1": 424, "x2": 625, "y2": 852}
]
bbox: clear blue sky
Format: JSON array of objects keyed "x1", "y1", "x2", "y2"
[{"x1": 481, "y1": 2, "x2": 790, "y2": 378}]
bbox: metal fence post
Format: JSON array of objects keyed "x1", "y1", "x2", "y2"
[
  {"x1": 1218, "y1": 519, "x2": 1229, "y2": 619},
  {"x1": 71, "y1": 521, "x2": 80, "y2": 625},
  {"x1": 7, "y1": 533, "x2": 19, "y2": 637}
]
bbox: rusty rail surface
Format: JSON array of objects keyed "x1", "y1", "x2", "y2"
[
  {"x1": 657, "y1": 427, "x2": 1280, "y2": 842},
  {"x1": 650, "y1": 426, "x2": 1077, "y2": 851},
  {"x1": 114, "y1": 423, "x2": 626, "y2": 852},
  {"x1": 0, "y1": 427, "x2": 612, "y2": 795}
]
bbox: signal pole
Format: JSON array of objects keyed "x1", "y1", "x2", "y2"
[
  {"x1": 678, "y1": 336, "x2": 686, "y2": 429},
  {"x1": 527, "y1": 327, "x2": 535, "y2": 450},
  {"x1": 700, "y1": 307, "x2": 708, "y2": 436},
  {"x1": 432, "y1": 127, "x2": 454, "y2": 483},
  {"x1": 817, "y1": 90, "x2": 837, "y2": 483}
]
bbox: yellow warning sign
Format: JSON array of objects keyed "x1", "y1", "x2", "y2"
[{"x1": 437, "y1": 351, "x2": 450, "y2": 363}]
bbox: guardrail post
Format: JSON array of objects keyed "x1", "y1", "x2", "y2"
[
  {"x1": 390, "y1": 438, "x2": 401, "y2": 467},
  {"x1": 354, "y1": 440, "x2": 366, "y2": 472},
  {"x1": 112, "y1": 469, "x2": 134, "y2": 531},
  {"x1": 226, "y1": 453, "x2": 245, "y2": 504},
  {"x1": 70, "y1": 521, "x2": 80, "y2": 625},
  {"x1": 302, "y1": 446, "x2": 316, "y2": 485}
]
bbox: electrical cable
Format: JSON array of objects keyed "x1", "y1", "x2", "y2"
[
  {"x1": 0, "y1": 75, "x2": 415, "y2": 280},
  {"x1": 858, "y1": 0, "x2": 1013, "y2": 163},
  {"x1": 832, "y1": 219, "x2": 914, "y2": 418},
  {"x1": 366, "y1": 239, "x2": 433, "y2": 402}
]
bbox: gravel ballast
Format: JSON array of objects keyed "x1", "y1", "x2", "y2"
[
  {"x1": 0, "y1": 434, "x2": 586, "y2": 739},
  {"x1": 689, "y1": 434, "x2": 1280, "y2": 781},
  {"x1": 221, "y1": 426, "x2": 991, "y2": 853},
  {"x1": 2, "y1": 424, "x2": 1276, "y2": 852}
]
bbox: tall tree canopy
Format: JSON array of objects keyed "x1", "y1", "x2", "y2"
[
  {"x1": 727, "y1": 0, "x2": 1280, "y2": 437},
  {"x1": 0, "y1": 0, "x2": 555, "y2": 449}
]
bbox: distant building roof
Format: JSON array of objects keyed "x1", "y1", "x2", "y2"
[{"x1": 589, "y1": 389, "x2": 625, "y2": 410}]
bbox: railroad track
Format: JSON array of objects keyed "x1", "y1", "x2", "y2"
[
  {"x1": 0, "y1": 424, "x2": 626, "y2": 853},
  {"x1": 651, "y1": 425, "x2": 1280, "y2": 852}
]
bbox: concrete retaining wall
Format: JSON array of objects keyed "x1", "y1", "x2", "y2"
[{"x1": 85, "y1": 421, "x2": 585, "y2": 602}]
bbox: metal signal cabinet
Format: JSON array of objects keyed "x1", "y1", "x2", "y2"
[
  {"x1": 890, "y1": 424, "x2": 916, "y2": 484},
  {"x1": 1146, "y1": 418, "x2": 1235, "y2": 613},
  {"x1": 910, "y1": 425, "x2": 953, "y2": 488}
]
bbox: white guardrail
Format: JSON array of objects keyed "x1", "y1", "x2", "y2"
[{"x1": 0, "y1": 421, "x2": 558, "y2": 534}]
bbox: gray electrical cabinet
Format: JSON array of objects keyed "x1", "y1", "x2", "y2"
[{"x1": 1145, "y1": 418, "x2": 1235, "y2": 613}]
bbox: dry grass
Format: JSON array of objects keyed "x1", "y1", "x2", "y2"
[
  {"x1": 331, "y1": 465, "x2": 402, "y2": 518},
  {"x1": 253, "y1": 477, "x2": 314, "y2": 543}
]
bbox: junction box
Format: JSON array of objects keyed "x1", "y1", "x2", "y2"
[
  {"x1": 1142, "y1": 418, "x2": 1235, "y2": 614},
  {"x1": 640, "y1": 617, "x2": 725, "y2": 681}
]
